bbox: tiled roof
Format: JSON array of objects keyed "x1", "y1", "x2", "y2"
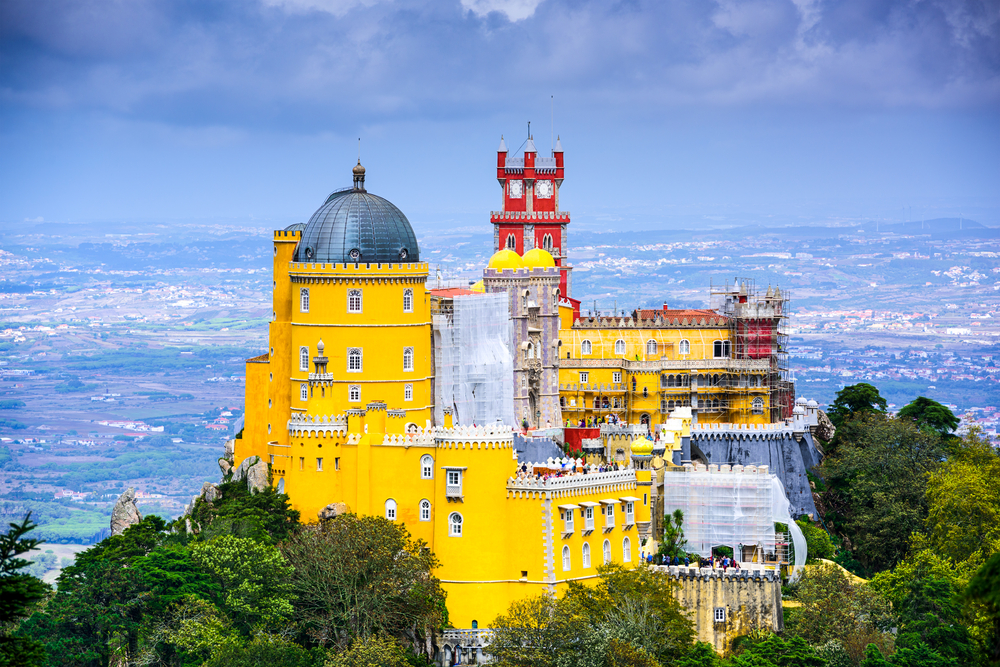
[
  {"x1": 633, "y1": 308, "x2": 724, "y2": 322},
  {"x1": 430, "y1": 288, "x2": 479, "y2": 297}
]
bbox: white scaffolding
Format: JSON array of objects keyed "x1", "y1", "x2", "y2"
[
  {"x1": 433, "y1": 293, "x2": 515, "y2": 428},
  {"x1": 662, "y1": 463, "x2": 807, "y2": 577}
]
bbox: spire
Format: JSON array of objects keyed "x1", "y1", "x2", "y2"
[
  {"x1": 554, "y1": 135, "x2": 563, "y2": 152},
  {"x1": 498, "y1": 135, "x2": 507, "y2": 153},
  {"x1": 525, "y1": 135, "x2": 537, "y2": 153}
]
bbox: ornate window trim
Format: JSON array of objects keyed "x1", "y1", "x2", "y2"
[
  {"x1": 348, "y1": 348, "x2": 362, "y2": 372},
  {"x1": 348, "y1": 289, "x2": 363, "y2": 313}
]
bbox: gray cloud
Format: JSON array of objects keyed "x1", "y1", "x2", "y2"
[{"x1": 1, "y1": 0, "x2": 997, "y2": 131}]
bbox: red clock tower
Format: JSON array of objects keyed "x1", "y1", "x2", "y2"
[{"x1": 491, "y1": 134, "x2": 578, "y2": 316}]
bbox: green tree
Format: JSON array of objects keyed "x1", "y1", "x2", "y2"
[
  {"x1": 785, "y1": 562, "x2": 894, "y2": 663},
  {"x1": 203, "y1": 637, "x2": 321, "y2": 667},
  {"x1": 729, "y1": 634, "x2": 826, "y2": 667},
  {"x1": 923, "y1": 430, "x2": 1000, "y2": 568},
  {"x1": 281, "y1": 514, "x2": 445, "y2": 653},
  {"x1": 190, "y1": 535, "x2": 294, "y2": 634},
  {"x1": 324, "y1": 635, "x2": 409, "y2": 667},
  {"x1": 0, "y1": 514, "x2": 50, "y2": 667},
  {"x1": 182, "y1": 479, "x2": 300, "y2": 544},
  {"x1": 489, "y1": 564, "x2": 694, "y2": 667},
  {"x1": 819, "y1": 415, "x2": 945, "y2": 575},
  {"x1": 828, "y1": 383, "x2": 887, "y2": 428},
  {"x1": 897, "y1": 397, "x2": 959, "y2": 437},
  {"x1": 795, "y1": 519, "x2": 835, "y2": 564},
  {"x1": 657, "y1": 509, "x2": 688, "y2": 561},
  {"x1": 966, "y1": 553, "x2": 1000, "y2": 665}
]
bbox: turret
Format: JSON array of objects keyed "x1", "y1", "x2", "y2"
[
  {"x1": 553, "y1": 135, "x2": 564, "y2": 186},
  {"x1": 497, "y1": 136, "x2": 507, "y2": 185}
]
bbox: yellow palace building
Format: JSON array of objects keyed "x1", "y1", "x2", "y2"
[{"x1": 235, "y1": 163, "x2": 667, "y2": 629}]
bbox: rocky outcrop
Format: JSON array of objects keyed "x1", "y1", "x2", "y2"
[
  {"x1": 318, "y1": 502, "x2": 350, "y2": 521},
  {"x1": 815, "y1": 410, "x2": 836, "y2": 443},
  {"x1": 218, "y1": 458, "x2": 232, "y2": 479},
  {"x1": 201, "y1": 481, "x2": 221, "y2": 503},
  {"x1": 231, "y1": 455, "x2": 269, "y2": 494},
  {"x1": 111, "y1": 488, "x2": 142, "y2": 536}
]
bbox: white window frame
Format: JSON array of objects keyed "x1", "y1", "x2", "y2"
[
  {"x1": 421, "y1": 455, "x2": 434, "y2": 480},
  {"x1": 300, "y1": 383, "x2": 308, "y2": 401},
  {"x1": 300, "y1": 346, "x2": 309, "y2": 372},
  {"x1": 445, "y1": 468, "x2": 464, "y2": 498},
  {"x1": 603, "y1": 539, "x2": 611, "y2": 564},
  {"x1": 385, "y1": 499, "x2": 397, "y2": 521},
  {"x1": 300, "y1": 288, "x2": 309, "y2": 313},
  {"x1": 582, "y1": 542, "x2": 591, "y2": 568},
  {"x1": 605, "y1": 503, "x2": 615, "y2": 528},
  {"x1": 679, "y1": 339, "x2": 691, "y2": 355},
  {"x1": 564, "y1": 510, "x2": 574, "y2": 533},
  {"x1": 403, "y1": 347, "x2": 414, "y2": 372},
  {"x1": 615, "y1": 339, "x2": 626, "y2": 355},
  {"x1": 714, "y1": 340, "x2": 727, "y2": 359},
  {"x1": 612, "y1": 371, "x2": 622, "y2": 384},
  {"x1": 579, "y1": 371, "x2": 589, "y2": 384},
  {"x1": 715, "y1": 607, "x2": 727, "y2": 623},
  {"x1": 646, "y1": 339, "x2": 657, "y2": 355},
  {"x1": 405, "y1": 383, "x2": 413, "y2": 401},
  {"x1": 419, "y1": 499, "x2": 431, "y2": 521},
  {"x1": 403, "y1": 288, "x2": 413, "y2": 313},
  {"x1": 562, "y1": 545, "x2": 571, "y2": 571},
  {"x1": 584, "y1": 506, "x2": 594, "y2": 531},
  {"x1": 752, "y1": 397, "x2": 764, "y2": 415},
  {"x1": 348, "y1": 385, "x2": 360, "y2": 402},
  {"x1": 505, "y1": 234, "x2": 516, "y2": 249},
  {"x1": 625, "y1": 501, "x2": 634, "y2": 524},
  {"x1": 348, "y1": 289, "x2": 363, "y2": 313},
  {"x1": 348, "y1": 348, "x2": 362, "y2": 372},
  {"x1": 316, "y1": 457, "x2": 323, "y2": 471},
  {"x1": 581, "y1": 339, "x2": 592, "y2": 355},
  {"x1": 449, "y1": 512, "x2": 463, "y2": 537},
  {"x1": 623, "y1": 537, "x2": 632, "y2": 562}
]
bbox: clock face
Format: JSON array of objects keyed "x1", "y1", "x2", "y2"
[
  {"x1": 509, "y1": 180, "x2": 523, "y2": 198},
  {"x1": 536, "y1": 180, "x2": 553, "y2": 198}
]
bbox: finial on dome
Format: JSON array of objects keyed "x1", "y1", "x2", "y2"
[{"x1": 352, "y1": 158, "x2": 366, "y2": 192}]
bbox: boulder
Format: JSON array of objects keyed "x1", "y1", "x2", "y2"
[
  {"x1": 231, "y1": 455, "x2": 269, "y2": 494},
  {"x1": 201, "y1": 481, "x2": 221, "y2": 503},
  {"x1": 111, "y1": 488, "x2": 142, "y2": 536},
  {"x1": 218, "y1": 458, "x2": 232, "y2": 479},
  {"x1": 815, "y1": 410, "x2": 836, "y2": 443},
  {"x1": 318, "y1": 502, "x2": 350, "y2": 521}
]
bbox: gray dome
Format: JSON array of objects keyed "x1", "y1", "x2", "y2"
[{"x1": 295, "y1": 175, "x2": 419, "y2": 264}]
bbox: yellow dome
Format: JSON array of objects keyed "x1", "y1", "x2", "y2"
[
  {"x1": 522, "y1": 247, "x2": 556, "y2": 269},
  {"x1": 631, "y1": 438, "x2": 654, "y2": 456},
  {"x1": 487, "y1": 249, "x2": 524, "y2": 270},
  {"x1": 470, "y1": 279, "x2": 485, "y2": 293}
]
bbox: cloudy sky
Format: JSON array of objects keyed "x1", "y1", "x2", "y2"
[{"x1": 1, "y1": 0, "x2": 998, "y2": 231}]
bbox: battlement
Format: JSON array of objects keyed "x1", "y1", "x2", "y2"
[
  {"x1": 506, "y1": 467, "x2": 636, "y2": 493},
  {"x1": 287, "y1": 261, "x2": 429, "y2": 275},
  {"x1": 682, "y1": 462, "x2": 770, "y2": 475},
  {"x1": 287, "y1": 412, "x2": 348, "y2": 437},
  {"x1": 573, "y1": 315, "x2": 727, "y2": 329},
  {"x1": 274, "y1": 230, "x2": 302, "y2": 240},
  {"x1": 435, "y1": 424, "x2": 517, "y2": 446},
  {"x1": 491, "y1": 211, "x2": 570, "y2": 222}
]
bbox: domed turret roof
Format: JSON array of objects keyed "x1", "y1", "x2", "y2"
[
  {"x1": 294, "y1": 164, "x2": 419, "y2": 264},
  {"x1": 631, "y1": 437, "x2": 654, "y2": 456},
  {"x1": 488, "y1": 249, "x2": 524, "y2": 270},
  {"x1": 522, "y1": 247, "x2": 556, "y2": 269}
]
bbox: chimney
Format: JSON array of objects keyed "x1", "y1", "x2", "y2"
[{"x1": 662, "y1": 303, "x2": 669, "y2": 311}]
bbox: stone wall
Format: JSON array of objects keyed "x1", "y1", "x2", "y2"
[{"x1": 659, "y1": 565, "x2": 783, "y2": 655}]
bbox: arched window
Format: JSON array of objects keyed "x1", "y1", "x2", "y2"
[
  {"x1": 643, "y1": 387, "x2": 648, "y2": 397},
  {"x1": 300, "y1": 346, "x2": 309, "y2": 372},
  {"x1": 526, "y1": 342, "x2": 534, "y2": 360},
  {"x1": 404, "y1": 383, "x2": 413, "y2": 401},
  {"x1": 668, "y1": 400, "x2": 675, "y2": 409},
  {"x1": 582, "y1": 543, "x2": 591, "y2": 568},
  {"x1": 646, "y1": 339, "x2": 657, "y2": 355},
  {"x1": 752, "y1": 397, "x2": 764, "y2": 414},
  {"x1": 543, "y1": 234, "x2": 553, "y2": 250},
  {"x1": 505, "y1": 234, "x2": 516, "y2": 249},
  {"x1": 385, "y1": 499, "x2": 397, "y2": 521},
  {"x1": 348, "y1": 289, "x2": 363, "y2": 313},
  {"x1": 713, "y1": 341, "x2": 724, "y2": 358},
  {"x1": 679, "y1": 339, "x2": 691, "y2": 355},
  {"x1": 449, "y1": 512, "x2": 463, "y2": 537},
  {"x1": 348, "y1": 348, "x2": 362, "y2": 372},
  {"x1": 581, "y1": 340, "x2": 592, "y2": 355},
  {"x1": 300, "y1": 288, "x2": 310, "y2": 313},
  {"x1": 348, "y1": 385, "x2": 360, "y2": 402},
  {"x1": 403, "y1": 347, "x2": 414, "y2": 372},
  {"x1": 419, "y1": 499, "x2": 431, "y2": 521},
  {"x1": 300, "y1": 383, "x2": 308, "y2": 401},
  {"x1": 403, "y1": 288, "x2": 413, "y2": 313},
  {"x1": 421, "y1": 455, "x2": 433, "y2": 479},
  {"x1": 562, "y1": 545, "x2": 571, "y2": 571},
  {"x1": 712, "y1": 398, "x2": 720, "y2": 409},
  {"x1": 560, "y1": 396, "x2": 565, "y2": 407},
  {"x1": 603, "y1": 539, "x2": 612, "y2": 564},
  {"x1": 615, "y1": 339, "x2": 626, "y2": 355},
  {"x1": 276, "y1": 478, "x2": 285, "y2": 494},
  {"x1": 623, "y1": 537, "x2": 632, "y2": 562}
]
